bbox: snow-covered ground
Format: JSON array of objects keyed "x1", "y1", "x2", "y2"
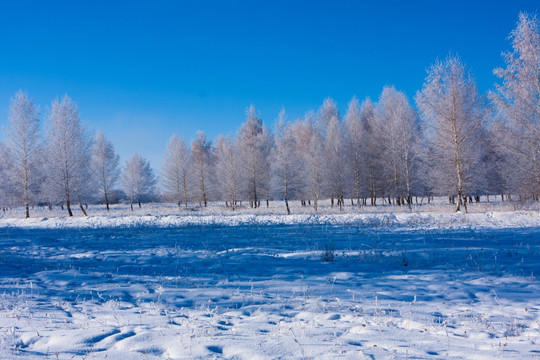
[
  {"x1": 1, "y1": 198, "x2": 540, "y2": 230},
  {"x1": 0, "y1": 201, "x2": 539, "y2": 359}
]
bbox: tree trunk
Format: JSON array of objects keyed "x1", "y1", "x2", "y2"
[
  {"x1": 66, "y1": 200, "x2": 73, "y2": 217},
  {"x1": 285, "y1": 199, "x2": 291, "y2": 215},
  {"x1": 105, "y1": 191, "x2": 110, "y2": 211},
  {"x1": 24, "y1": 165, "x2": 30, "y2": 218},
  {"x1": 79, "y1": 202, "x2": 88, "y2": 216}
]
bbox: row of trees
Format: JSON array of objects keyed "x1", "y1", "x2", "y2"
[{"x1": 1, "y1": 12, "x2": 539, "y2": 217}]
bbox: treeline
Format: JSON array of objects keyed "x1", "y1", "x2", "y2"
[{"x1": 1, "y1": 12, "x2": 539, "y2": 217}]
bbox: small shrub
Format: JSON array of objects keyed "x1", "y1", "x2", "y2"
[{"x1": 321, "y1": 243, "x2": 336, "y2": 262}]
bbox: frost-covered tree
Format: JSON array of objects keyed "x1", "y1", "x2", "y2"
[
  {"x1": 4, "y1": 90, "x2": 42, "y2": 218},
  {"x1": 490, "y1": 12, "x2": 540, "y2": 199},
  {"x1": 192, "y1": 131, "x2": 214, "y2": 207},
  {"x1": 215, "y1": 135, "x2": 242, "y2": 209},
  {"x1": 290, "y1": 116, "x2": 311, "y2": 205},
  {"x1": 324, "y1": 114, "x2": 347, "y2": 209},
  {"x1": 161, "y1": 134, "x2": 192, "y2": 208},
  {"x1": 416, "y1": 55, "x2": 486, "y2": 212},
  {"x1": 317, "y1": 97, "x2": 339, "y2": 132},
  {"x1": 317, "y1": 97, "x2": 346, "y2": 207},
  {"x1": 238, "y1": 105, "x2": 271, "y2": 208},
  {"x1": 375, "y1": 86, "x2": 421, "y2": 207},
  {"x1": 45, "y1": 95, "x2": 92, "y2": 216},
  {"x1": 0, "y1": 143, "x2": 19, "y2": 207},
  {"x1": 361, "y1": 98, "x2": 385, "y2": 206},
  {"x1": 122, "y1": 153, "x2": 156, "y2": 210},
  {"x1": 92, "y1": 130, "x2": 120, "y2": 211},
  {"x1": 292, "y1": 112, "x2": 325, "y2": 211},
  {"x1": 271, "y1": 108, "x2": 303, "y2": 215},
  {"x1": 343, "y1": 96, "x2": 366, "y2": 206}
]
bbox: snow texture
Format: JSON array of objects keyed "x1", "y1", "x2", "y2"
[{"x1": 0, "y1": 203, "x2": 539, "y2": 359}]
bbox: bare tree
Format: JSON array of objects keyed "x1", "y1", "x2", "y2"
[
  {"x1": 122, "y1": 153, "x2": 157, "y2": 210},
  {"x1": 46, "y1": 95, "x2": 92, "y2": 216},
  {"x1": 192, "y1": 131, "x2": 214, "y2": 207},
  {"x1": 215, "y1": 135, "x2": 242, "y2": 209},
  {"x1": 161, "y1": 133, "x2": 192, "y2": 208},
  {"x1": 4, "y1": 91, "x2": 42, "y2": 218},
  {"x1": 92, "y1": 130, "x2": 120, "y2": 211},
  {"x1": 490, "y1": 12, "x2": 540, "y2": 200},
  {"x1": 416, "y1": 55, "x2": 486, "y2": 212},
  {"x1": 271, "y1": 108, "x2": 303, "y2": 215}
]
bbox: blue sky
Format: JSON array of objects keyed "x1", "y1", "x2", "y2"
[{"x1": 0, "y1": 0, "x2": 538, "y2": 169}]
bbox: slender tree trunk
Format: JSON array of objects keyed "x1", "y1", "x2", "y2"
[
  {"x1": 105, "y1": 191, "x2": 110, "y2": 211},
  {"x1": 66, "y1": 200, "x2": 73, "y2": 217},
  {"x1": 79, "y1": 202, "x2": 88, "y2": 216},
  {"x1": 24, "y1": 169, "x2": 30, "y2": 218}
]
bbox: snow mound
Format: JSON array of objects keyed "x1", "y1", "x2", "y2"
[{"x1": 1, "y1": 210, "x2": 538, "y2": 230}]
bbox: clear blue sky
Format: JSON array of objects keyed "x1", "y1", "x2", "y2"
[{"x1": 0, "y1": 0, "x2": 538, "y2": 169}]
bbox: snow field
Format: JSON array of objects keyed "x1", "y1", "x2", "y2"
[{"x1": 0, "y1": 219, "x2": 539, "y2": 359}]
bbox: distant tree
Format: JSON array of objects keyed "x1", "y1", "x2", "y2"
[
  {"x1": 215, "y1": 135, "x2": 242, "y2": 209},
  {"x1": 416, "y1": 55, "x2": 486, "y2": 212},
  {"x1": 490, "y1": 12, "x2": 540, "y2": 199},
  {"x1": 238, "y1": 105, "x2": 271, "y2": 208},
  {"x1": 161, "y1": 133, "x2": 192, "y2": 208},
  {"x1": 271, "y1": 108, "x2": 303, "y2": 215},
  {"x1": 4, "y1": 91, "x2": 42, "y2": 218},
  {"x1": 92, "y1": 130, "x2": 120, "y2": 211},
  {"x1": 191, "y1": 131, "x2": 214, "y2": 207},
  {"x1": 45, "y1": 95, "x2": 92, "y2": 216},
  {"x1": 122, "y1": 153, "x2": 157, "y2": 210}
]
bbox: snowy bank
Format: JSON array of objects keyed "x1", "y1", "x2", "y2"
[{"x1": 1, "y1": 210, "x2": 539, "y2": 230}]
